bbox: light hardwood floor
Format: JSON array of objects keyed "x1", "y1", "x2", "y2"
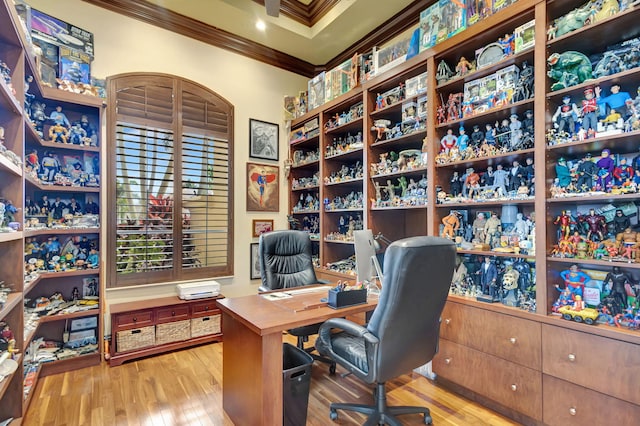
[{"x1": 24, "y1": 339, "x2": 519, "y2": 425}]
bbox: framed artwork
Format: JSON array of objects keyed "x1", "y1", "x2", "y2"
[
  {"x1": 247, "y1": 162, "x2": 279, "y2": 212},
  {"x1": 250, "y1": 243, "x2": 260, "y2": 280},
  {"x1": 249, "y1": 119, "x2": 279, "y2": 161},
  {"x1": 252, "y1": 219, "x2": 274, "y2": 238},
  {"x1": 82, "y1": 277, "x2": 99, "y2": 298}
]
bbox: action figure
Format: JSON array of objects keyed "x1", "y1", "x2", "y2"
[
  {"x1": 465, "y1": 168, "x2": 481, "y2": 198},
  {"x1": 440, "y1": 128, "x2": 458, "y2": 153},
  {"x1": 41, "y1": 151, "x2": 61, "y2": 182},
  {"x1": 613, "y1": 209, "x2": 631, "y2": 235},
  {"x1": 508, "y1": 160, "x2": 524, "y2": 192},
  {"x1": 49, "y1": 105, "x2": 70, "y2": 128},
  {"x1": 472, "y1": 212, "x2": 487, "y2": 243},
  {"x1": 552, "y1": 95, "x2": 580, "y2": 136},
  {"x1": 597, "y1": 84, "x2": 632, "y2": 119},
  {"x1": 442, "y1": 211, "x2": 461, "y2": 239},
  {"x1": 603, "y1": 266, "x2": 631, "y2": 309},
  {"x1": 560, "y1": 264, "x2": 590, "y2": 298},
  {"x1": 554, "y1": 210, "x2": 574, "y2": 240},
  {"x1": 595, "y1": 149, "x2": 615, "y2": 190},
  {"x1": 614, "y1": 157, "x2": 633, "y2": 186},
  {"x1": 555, "y1": 157, "x2": 571, "y2": 188},
  {"x1": 514, "y1": 212, "x2": 531, "y2": 240},
  {"x1": 449, "y1": 171, "x2": 462, "y2": 196},
  {"x1": 476, "y1": 257, "x2": 498, "y2": 300},
  {"x1": 580, "y1": 87, "x2": 598, "y2": 137},
  {"x1": 457, "y1": 126, "x2": 469, "y2": 151},
  {"x1": 493, "y1": 164, "x2": 509, "y2": 196},
  {"x1": 575, "y1": 153, "x2": 598, "y2": 191},
  {"x1": 455, "y1": 56, "x2": 473, "y2": 76},
  {"x1": 483, "y1": 212, "x2": 501, "y2": 247}
]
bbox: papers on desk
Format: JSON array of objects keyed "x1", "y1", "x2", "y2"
[{"x1": 262, "y1": 292, "x2": 293, "y2": 301}]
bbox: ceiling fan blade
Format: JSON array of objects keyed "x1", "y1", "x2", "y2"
[{"x1": 265, "y1": 0, "x2": 280, "y2": 17}]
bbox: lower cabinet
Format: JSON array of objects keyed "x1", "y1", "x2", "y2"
[
  {"x1": 433, "y1": 339, "x2": 542, "y2": 420},
  {"x1": 543, "y1": 375, "x2": 640, "y2": 426},
  {"x1": 109, "y1": 296, "x2": 223, "y2": 366}
]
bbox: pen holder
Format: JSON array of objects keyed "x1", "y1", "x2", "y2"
[{"x1": 327, "y1": 288, "x2": 367, "y2": 309}]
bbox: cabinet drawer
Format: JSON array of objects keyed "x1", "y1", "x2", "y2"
[
  {"x1": 114, "y1": 310, "x2": 153, "y2": 330},
  {"x1": 433, "y1": 339, "x2": 542, "y2": 420},
  {"x1": 440, "y1": 302, "x2": 541, "y2": 369},
  {"x1": 543, "y1": 375, "x2": 640, "y2": 426},
  {"x1": 542, "y1": 324, "x2": 640, "y2": 405},
  {"x1": 191, "y1": 300, "x2": 220, "y2": 318},
  {"x1": 156, "y1": 305, "x2": 190, "y2": 323}
]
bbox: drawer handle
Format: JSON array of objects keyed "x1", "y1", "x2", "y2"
[
  {"x1": 133, "y1": 317, "x2": 137, "y2": 322},
  {"x1": 444, "y1": 318, "x2": 451, "y2": 325},
  {"x1": 510, "y1": 384, "x2": 517, "y2": 392},
  {"x1": 509, "y1": 337, "x2": 517, "y2": 344},
  {"x1": 568, "y1": 354, "x2": 576, "y2": 362},
  {"x1": 569, "y1": 407, "x2": 576, "y2": 416},
  {"x1": 444, "y1": 358, "x2": 451, "y2": 365},
  {"x1": 172, "y1": 311, "x2": 176, "y2": 316},
  {"x1": 205, "y1": 306, "x2": 209, "y2": 311}
]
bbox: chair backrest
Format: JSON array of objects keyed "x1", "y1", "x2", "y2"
[
  {"x1": 258, "y1": 230, "x2": 319, "y2": 291},
  {"x1": 366, "y1": 236, "x2": 455, "y2": 383}
]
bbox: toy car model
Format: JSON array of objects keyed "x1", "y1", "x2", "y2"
[{"x1": 558, "y1": 306, "x2": 600, "y2": 325}]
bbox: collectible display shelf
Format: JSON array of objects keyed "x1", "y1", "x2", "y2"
[
  {"x1": 0, "y1": 0, "x2": 104, "y2": 421},
  {"x1": 289, "y1": 0, "x2": 640, "y2": 423}
]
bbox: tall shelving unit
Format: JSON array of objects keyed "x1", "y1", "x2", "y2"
[
  {"x1": 0, "y1": 0, "x2": 103, "y2": 421},
  {"x1": 289, "y1": 0, "x2": 640, "y2": 423}
]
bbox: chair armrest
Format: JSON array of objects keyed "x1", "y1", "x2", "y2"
[{"x1": 318, "y1": 318, "x2": 374, "y2": 341}]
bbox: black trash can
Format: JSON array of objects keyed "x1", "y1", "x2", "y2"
[{"x1": 283, "y1": 342, "x2": 314, "y2": 426}]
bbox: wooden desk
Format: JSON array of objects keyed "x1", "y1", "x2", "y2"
[{"x1": 217, "y1": 288, "x2": 377, "y2": 426}]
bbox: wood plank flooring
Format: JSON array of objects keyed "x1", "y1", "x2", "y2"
[{"x1": 24, "y1": 339, "x2": 520, "y2": 425}]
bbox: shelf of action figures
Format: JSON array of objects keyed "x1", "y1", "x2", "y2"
[
  {"x1": 0, "y1": 76, "x2": 20, "y2": 114},
  {"x1": 324, "y1": 147, "x2": 363, "y2": 161},
  {"x1": 436, "y1": 196, "x2": 534, "y2": 207},
  {"x1": 324, "y1": 117, "x2": 363, "y2": 136},
  {"x1": 291, "y1": 159, "x2": 319, "y2": 170},
  {"x1": 324, "y1": 207, "x2": 363, "y2": 213},
  {"x1": 289, "y1": 134, "x2": 319, "y2": 148},
  {"x1": 0, "y1": 292, "x2": 21, "y2": 321},
  {"x1": 546, "y1": 256, "x2": 640, "y2": 270},
  {"x1": 547, "y1": 191, "x2": 640, "y2": 204},
  {"x1": 24, "y1": 227, "x2": 100, "y2": 237},
  {"x1": 0, "y1": 151, "x2": 22, "y2": 177},
  {"x1": 24, "y1": 268, "x2": 100, "y2": 295},
  {"x1": 546, "y1": 128, "x2": 640, "y2": 154},
  {"x1": 25, "y1": 122, "x2": 100, "y2": 153},
  {"x1": 546, "y1": 66, "x2": 640, "y2": 101},
  {"x1": 0, "y1": 353, "x2": 22, "y2": 401},
  {"x1": 370, "y1": 128, "x2": 427, "y2": 150},
  {"x1": 0, "y1": 231, "x2": 22, "y2": 243},
  {"x1": 371, "y1": 203, "x2": 428, "y2": 211},
  {"x1": 437, "y1": 47, "x2": 535, "y2": 93},
  {"x1": 370, "y1": 96, "x2": 410, "y2": 118},
  {"x1": 456, "y1": 248, "x2": 534, "y2": 260},
  {"x1": 547, "y1": 5, "x2": 640, "y2": 56},
  {"x1": 436, "y1": 98, "x2": 534, "y2": 130},
  {"x1": 436, "y1": 147, "x2": 535, "y2": 169},
  {"x1": 25, "y1": 175, "x2": 99, "y2": 193},
  {"x1": 371, "y1": 165, "x2": 429, "y2": 180},
  {"x1": 324, "y1": 177, "x2": 363, "y2": 187},
  {"x1": 291, "y1": 209, "x2": 319, "y2": 215},
  {"x1": 291, "y1": 184, "x2": 319, "y2": 192}
]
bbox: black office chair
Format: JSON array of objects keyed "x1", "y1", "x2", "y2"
[
  {"x1": 316, "y1": 236, "x2": 455, "y2": 425},
  {"x1": 258, "y1": 230, "x2": 337, "y2": 374}
]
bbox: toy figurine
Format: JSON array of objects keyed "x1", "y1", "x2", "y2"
[
  {"x1": 595, "y1": 149, "x2": 615, "y2": 190},
  {"x1": 441, "y1": 211, "x2": 461, "y2": 239},
  {"x1": 457, "y1": 126, "x2": 469, "y2": 151},
  {"x1": 560, "y1": 264, "x2": 590, "y2": 298},
  {"x1": 25, "y1": 149, "x2": 39, "y2": 174},
  {"x1": 575, "y1": 153, "x2": 597, "y2": 191},
  {"x1": 49, "y1": 105, "x2": 70, "y2": 128},
  {"x1": 455, "y1": 56, "x2": 474, "y2": 77},
  {"x1": 470, "y1": 124, "x2": 484, "y2": 147},
  {"x1": 472, "y1": 212, "x2": 487, "y2": 243},
  {"x1": 597, "y1": 84, "x2": 632, "y2": 119},
  {"x1": 614, "y1": 157, "x2": 633, "y2": 185},
  {"x1": 85, "y1": 198, "x2": 99, "y2": 214},
  {"x1": 481, "y1": 166, "x2": 495, "y2": 187},
  {"x1": 580, "y1": 87, "x2": 598, "y2": 137},
  {"x1": 436, "y1": 60, "x2": 454, "y2": 84},
  {"x1": 87, "y1": 248, "x2": 99, "y2": 268},
  {"x1": 547, "y1": 51, "x2": 593, "y2": 91},
  {"x1": 554, "y1": 210, "x2": 574, "y2": 240},
  {"x1": 584, "y1": 208, "x2": 606, "y2": 241},
  {"x1": 555, "y1": 157, "x2": 571, "y2": 188},
  {"x1": 440, "y1": 128, "x2": 458, "y2": 153},
  {"x1": 465, "y1": 168, "x2": 481, "y2": 198},
  {"x1": 41, "y1": 151, "x2": 61, "y2": 182},
  {"x1": 49, "y1": 122, "x2": 69, "y2": 144},
  {"x1": 476, "y1": 257, "x2": 498, "y2": 301},
  {"x1": 449, "y1": 171, "x2": 462, "y2": 196},
  {"x1": 483, "y1": 212, "x2": 501, "y2": 247},
  {"x1": 492, "y1": 164, "x2": 509, "y2": 196},
  {"x1": 613, "y1": 209, "x2": 631, "y2": 235},
  {"x1": 616, "y1": 227, "x2": 640, "y2": 260},
  {"x1": 514, "y1": 213, "x2": 530, "y2": 240},
  {"x1": 501, "y1": 264, "x2": 520, "y2": 307},
  {"x1": 604, "y1": 266, "x2": 632, "y2": 310},
  {"x1": 508, "y1": 160, "x2": 524, "y2": 192},
  {"x1": 552, "y1": 95, "x2": 580, "y2": 136},
  {"x1": 509, "y1": 114, "x2": 522, "y2": 150}
]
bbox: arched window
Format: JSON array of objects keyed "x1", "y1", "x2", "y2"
[{"x1": 106, "y1": 74, "x2": 233, "y2": 287}]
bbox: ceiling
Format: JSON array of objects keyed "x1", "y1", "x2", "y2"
[{"x1": 140, "y1": 0, "x2": 417, "y2": 65}]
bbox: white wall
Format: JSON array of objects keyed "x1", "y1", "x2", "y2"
[{"x1": 27, "y1": 0, "x2": 307, "y2": 304}]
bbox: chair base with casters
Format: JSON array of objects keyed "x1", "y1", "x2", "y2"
[{"x1": 329, "y1": 382, "x2": 432, "y2": 425}]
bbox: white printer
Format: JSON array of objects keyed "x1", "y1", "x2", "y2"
[{"x1": 177, "y1": 281, "x2": 220, "y2": 300}]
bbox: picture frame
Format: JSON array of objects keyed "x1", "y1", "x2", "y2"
[
  {"x1": 249, "y1": 119, "x2": 279, "y2": 161},
  {"x1": 82, "y1": 277, "x2": 99, "y2": 298},
  {"x1": 247, "y1": 162, "x2": 279, "y2": 212},
  {"x1": 250, "y1": 243, "x2": 260, "y2": 280},
  {"x1": 252, "y1": 219, "x2": 274, "y2": 238}
]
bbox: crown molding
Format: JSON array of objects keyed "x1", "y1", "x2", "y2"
[
  {"x1": 252, "y1": 0, "x2": 339, "y2": 26},
  {"x1": 82, "y1": 0, "x2": 318, "y2": 78}
]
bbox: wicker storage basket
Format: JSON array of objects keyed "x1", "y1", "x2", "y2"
[
  {"x1": 116, "y1": 326, "x2": 155, "y2": 353},
  {"x1": 155, "y1": 320, "x2": 191, "y2": 345},
  {"x1": 191, "y1": 314, "x2": 221, "y2": 338}
]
